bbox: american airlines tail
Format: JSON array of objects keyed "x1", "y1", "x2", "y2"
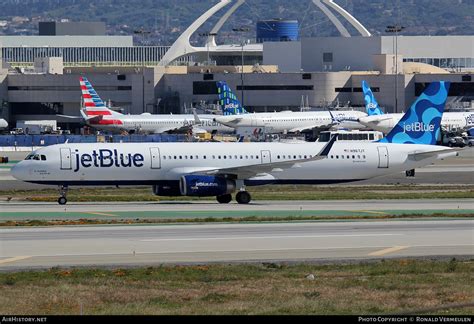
[
  {"x1": 216, "y1": 81, "x2": 248, "y2": 115},
  {"x1": 80, "y1": 77, "x2": 122, "y2": 118},
  {"x1": 378, "y1": 81, "x2": 450, "y2": 145},
  {"x1": 362, "y1": 80, "x2": 384, "y2": 116}
]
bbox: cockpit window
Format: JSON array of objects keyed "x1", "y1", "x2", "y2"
[{"x1": 25, "y1": 153, "x2": 44, "y2": 161}]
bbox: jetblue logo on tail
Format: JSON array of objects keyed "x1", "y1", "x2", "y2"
[
  {"x1": 216, "y1": 81, "x2": 248, "y2": 115},
  {"x1": 379, "y1": 81, "x2": 450, "y2": 145},
  {"x1": 362, "y1": 80, "x2": 384, "y2": 116}
]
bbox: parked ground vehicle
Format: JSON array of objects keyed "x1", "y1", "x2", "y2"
[{"x1": 463, "y1": 136, "x2": 474, "y2": 147}]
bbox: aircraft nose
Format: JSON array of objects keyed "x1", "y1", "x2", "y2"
[{"x1": 10, "y1": 161, "x2": 25, "y2": 180}]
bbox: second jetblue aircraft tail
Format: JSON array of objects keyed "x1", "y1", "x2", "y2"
[
  {"x1": 216, "y1": 81, "x2": 248, "y2": 115},
  {"x1": 362, "y1": 80, "x2": 384, "y2": 116},
  {"x1": 80, "y1": 77, "x2": 122, "y2": 117},
  {"x1": 378, "y1": 81, "x2": 450, "y2": 145}
]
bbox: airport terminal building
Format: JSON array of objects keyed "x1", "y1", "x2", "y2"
[{"x1": 0, "y1": 20, "x2": 473, "y2": 132}]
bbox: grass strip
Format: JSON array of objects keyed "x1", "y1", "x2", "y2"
[{"x1": 0, "y1": 259, "x2": 472, "y2": 315}]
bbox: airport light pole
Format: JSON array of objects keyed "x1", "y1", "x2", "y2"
[
  {"x1": 385, "y1": 25, "x2": 405, "y2": 112},
  {"x1": 232, "y1": 27, "x2": 250, "y2": 107},
  {"x1": 198, "y1": 32, "x2": 217, "y2": 65}
]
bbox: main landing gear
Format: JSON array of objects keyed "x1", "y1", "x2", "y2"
[
  {"x1": 215, "y1": 180, "x2": 251, "y2": 204},
  {"x1": 236, "y1": 191, "x2": 251, "y2": 204},
  {"x1": 57, "y1": 185, "x2": 68, "y2": 205},
  {"x1": 215, "y1": 191, "x2": 252, "y2": 204}
]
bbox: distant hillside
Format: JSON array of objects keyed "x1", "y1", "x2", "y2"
[{"x1": 0, "y1": 0, "x2": 472, "y2": 45}]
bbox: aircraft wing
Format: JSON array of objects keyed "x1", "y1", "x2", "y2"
[
  {"x1": 189, "y1": 135, "x2": 337, "y2": 179},
  {"x1": 288, "y1": 123, "x2": 336, "y2": 133},
  {"x1": 56, "y1": 114, "x2": 83, "y2": 120}
]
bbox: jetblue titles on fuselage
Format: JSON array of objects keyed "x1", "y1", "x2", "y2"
[{"x1": 73, "y1": 149, "x2": 144, "y2": 172}]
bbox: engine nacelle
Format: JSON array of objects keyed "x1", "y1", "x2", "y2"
[
  {"x1": 179, "y1": 175, "x2": 236, "y2": 197},
  {"x1": 152, "y1": 182, "x2": 181, "y2": 196}
]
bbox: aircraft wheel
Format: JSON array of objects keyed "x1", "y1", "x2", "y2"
[
  {"x1": 216, "y1": 194, "x2": 232, "y2": 204},
  {"x1": 236, "y1": 191, "x2": 251, "y2": 204},
  {"x1": 58, "y1": 196, "x2": 67, "y2": 205}
]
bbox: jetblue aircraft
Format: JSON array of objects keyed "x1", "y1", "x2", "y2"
[
  {"x1": 214, "y1": 81, "x2": 367, "y2": 134},
  {"x1": 77, "y1": 77, "x2": 232, "y2": 134},
  {"x1": 0, "y1": 119, "x2": 7, "y2": 129},
  {"x1": 12, "y1": 81, "x2": 456, "y2": 205},
  {"x1": 358, "y1": 80, "x2": 474, "y2": 133}
]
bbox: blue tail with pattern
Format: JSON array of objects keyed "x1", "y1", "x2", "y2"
[
  {"x1": 378, "y1": 81, "x2": 450, "y2": 145},
  {"x1": 362, "y1": 80, "x2": 384, "y2": 116},
  {"x1": 216, "y1": 81, "x2": 248, "y2": 115}
]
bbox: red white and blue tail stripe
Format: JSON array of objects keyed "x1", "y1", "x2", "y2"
[{"x1": 79, "y1": 77, "x2": 121, "y2": 117}]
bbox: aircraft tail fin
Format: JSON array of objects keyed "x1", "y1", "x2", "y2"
[
  {"x1": 362, "y1": 80, "x2": 384, "y2": 116},
  {"x1": 79, "y1": 77, "x2": 122, "y2": 117},
  {"x1": 216, "y1": 81, "x2": 248, "y2": 115},
  {"x1": 378, "y1": 81, "x2": 450, "y2": 145}
]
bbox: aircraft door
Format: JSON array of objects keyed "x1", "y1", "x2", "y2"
[
  {"x1": 261, "y1": 150, "x2": 271, "y2": 164},
  {"x1": 377, "y1": 146, "x2": 389, "y2": 168},
  {"x1": 60, "y1": 148, "x2": 72, "y2": 170},
  {"x1": 150, "y1": 147, "x2": 161, "y2": 169}
]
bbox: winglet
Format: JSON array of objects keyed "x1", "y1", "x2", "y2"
[
  {"x1": 192, "y1": 108, "x2": 201, "y2": 125},
  {"x1": 318, "y1": 134, "x2": 337, "y2": 157}
]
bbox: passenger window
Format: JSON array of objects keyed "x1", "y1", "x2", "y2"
[
  {"x1": 163, "y1": 156, "x2": 167, "y2": 160},
  {"x1": 179, "y1": 156, "x2": 182, "y2": 159},
  {"x1": 190, "y1": 156, "x2": 193, "y2": 159},
  {"x1": 336, "y1": 155, "x2": 339, "y2": 159},
  {"x1": 41, "y1": 155, "x2": 47, "y2": 161}
]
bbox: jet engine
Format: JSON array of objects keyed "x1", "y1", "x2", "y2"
[
  {"x1": 179, "y1": 175, "x2": 236, "y2": 197},
  {"x1": 152, "y1": 181, "x2": 181, "y2": 196}
]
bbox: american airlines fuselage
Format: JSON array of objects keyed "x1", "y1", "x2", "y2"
[
  {"x1": 359, "y1": 112, "x2": 474, "y2": 133},
  {"x1": 87, "y1": 113, "x2": 233, "y2": 134}
]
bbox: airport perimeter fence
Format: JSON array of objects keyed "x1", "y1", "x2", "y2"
[{"x1": 0, "y1": 134, "x2": 189, "y2": 147}]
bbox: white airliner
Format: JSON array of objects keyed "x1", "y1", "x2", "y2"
[
  {"x1": 213, "y1": 81, "x2": 367, "y2": 134},
  {"x1": 0, "y1": 119, "x2": 7, "y2": 129},
  {"x1": 76, "y1": 77, "x2": 232, "y2": 134},
  {"x1": 11, "y1": 81, "x2": 457, "y2": 205},
  {"x1": 359, "y1": 80, "x2": 474, "y2": 133}
]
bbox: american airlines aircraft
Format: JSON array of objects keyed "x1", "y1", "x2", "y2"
[
  {"x1": 358, "y1": 80, "x2": 474, "y2": 133},
  {"x1": 213, "y1": 81, "x2": 367, "y2": 134},
  {"x1": 12, "y1": 81, "x2": 456, "y2": 205},
  {"x1": 77, "y1": 77, "x2": 232, "y2": 134},
  {"x1": 0, "y1": 119, "x2": 7, "y2": 129}
]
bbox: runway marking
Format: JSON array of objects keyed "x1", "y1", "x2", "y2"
[
  {"x1": 2, "y1": 244, "x2": 472, "y2": 259},
  {"x1": 140, "y1": 233, "x2": 402, "y2": 242},
  {"x1": 369, "y1": 246, "x2": 409, "y2": 256},
  {"x1": 351, "y1": 210, "x2": 388, "y2": 215},
  {"x1": 0, "y1": 256, "x2": 31, "y2": 264},
  {"x1": 86, "y1": 212, "x2": 118, "y2": 217}
]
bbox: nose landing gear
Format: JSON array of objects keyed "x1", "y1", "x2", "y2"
[{"x1": 57, "y1": 185, "x2": 68, "y2": 205}]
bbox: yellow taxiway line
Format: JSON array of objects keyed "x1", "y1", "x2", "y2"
[{"x1": 369, "y1": 246, "x2": 409, "y2": 256}]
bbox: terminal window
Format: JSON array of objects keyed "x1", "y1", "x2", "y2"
[
  {"x1": 323, "y1": 52, "x2": 333, "y2": 63},
  {"x1": 193, "y1": 81, "x2": 218, "y2": 95}
]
